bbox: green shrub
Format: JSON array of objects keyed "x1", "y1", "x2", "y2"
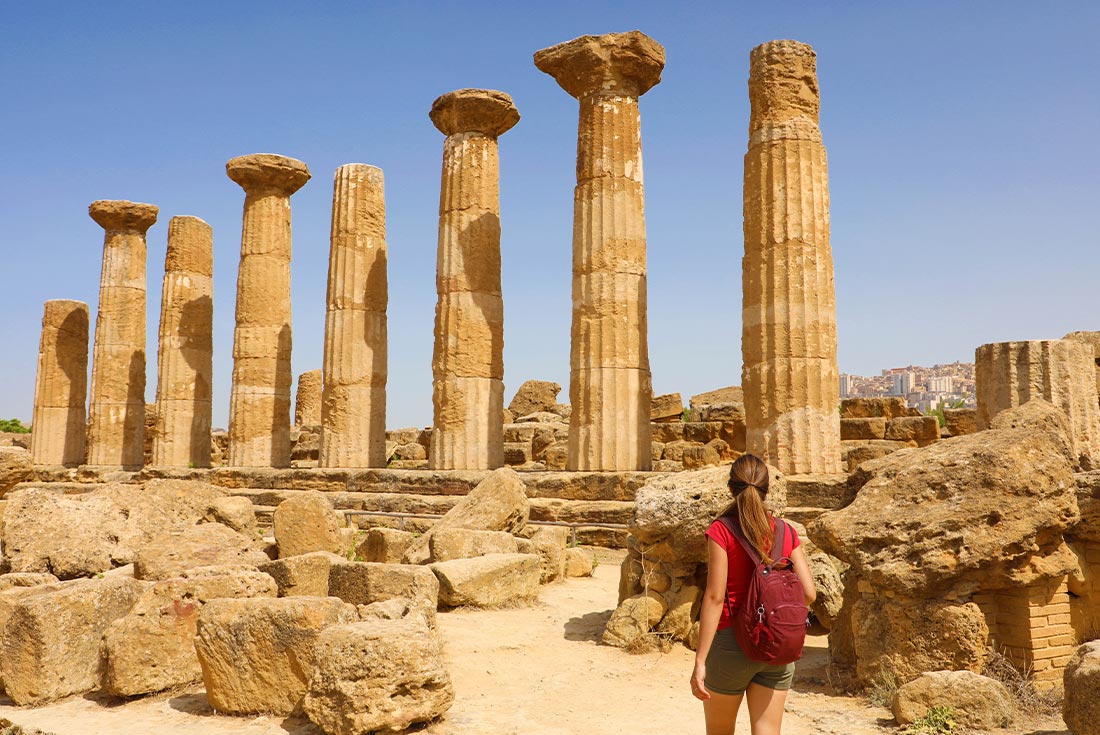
[{"x1": 0, "y1": 418, "x2": 30, "y2": 434}]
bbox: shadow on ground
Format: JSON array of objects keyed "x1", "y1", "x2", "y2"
[{"x1": 563, "y1": 609, "x2": 613, "y2": 642}]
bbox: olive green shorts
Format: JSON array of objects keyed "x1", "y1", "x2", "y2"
[{"x1": 704, "y1": 627, "x2": 795, "y2": 696}]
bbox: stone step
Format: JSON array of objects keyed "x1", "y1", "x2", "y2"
[
  {"x1": 235, "y1": 490, "x2": 632, "y2": 548},
  {"x1": 30, "y1": 466, "x2": 657, "y2": 503},
  {"x1": 785, "y1": 474, "x2": 853, "y2": 510}
]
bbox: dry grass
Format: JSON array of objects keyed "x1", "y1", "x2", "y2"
[
  {"x1": 623, "y1": 632, "x2": 675, "y2": 655},
  {"x1": 982, "y1": 650, "x2": 1062, "y2": 720},
  {"x1": 865, "y1": 667, "x2": 901, "y2": 708}
]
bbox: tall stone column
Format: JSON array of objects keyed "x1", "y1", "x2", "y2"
[
  {"x1": 741, "y1": 40, "x2": 842, "y2": 475},
  {"x1": 86, "y1": 200, "x2": 158, "y2": 468},
  {"x1": 151, "y1": 216, "x2": 213, "y2": 468},
  {"x1": 535, "y1": 32, "x2": 663, "y2": 471},
  {"x1": 976, "y1": 339, "x2": 1100, "y2": 466},
  {"x1": 30, "y1": 300, "x2": 89, "y2": 466},
  {"x1": 295, "y1": 369, "x2": 322, "y2": 426},
  {"x1": 226, "y1": 154, "x2": 310, "y2": 468},
  {"x1": 320, "y1": 164, "x2": 388, "y2": 468},
  {"x1": 428, "y1": 89, "x2": 519, "y2": 470}
]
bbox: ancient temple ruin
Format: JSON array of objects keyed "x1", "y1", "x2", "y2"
[{"x1": 9, "y1": 32, "x2": 1099, "y2": 724}]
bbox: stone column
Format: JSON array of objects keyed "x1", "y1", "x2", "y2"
[
  {"x1": 86, "y1": 200, "x2": 158, "y2": 468},
  {"x1": 150, "y1": 216, "x2": 213, "y2": 468},
  {"x1": 976, "y1": 339, "x2": 1100, "y2": 466},
  {"x1": 319, "y1": 164, "x2": 388, "y2": 468},
  {"x1": 428, "y1": 89, "x2": 519, "y2": 470},
  {"x1": 741, "y1": 40, "x2": 842, "y2": 475},
  {"x1": 30, "y1": 300, "x2": 89, "y2": 466},
  {"x1": 534, "y1": 32, "x2": 664, "y2": 471},
  {"x1": 295, "y1": 369, "x2": 322, "y2": 427},
  {"x1": 226, "y1": 154, "x2": 310, "y2": 468}
]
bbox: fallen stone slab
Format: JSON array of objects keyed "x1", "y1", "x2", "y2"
[
  {"x1": 893, "y1": 670, "x2": 1014, "y2": 730},
  {"x1": 102, "y1": 565, "x2": 278, "y2": 697},
  {"x1": 430, "y1": 553, "x2": 540, "y2": 608},
  {"x1": 1064, "y1": 641, "x2": 1100, "y2": 735},
  {"x1": 328, "y1": 561, "x2": 439, "y2": 627},
  {"x1": 194, "y1": 596, "x2": 357, "y2": 715},
  {"x1": 358, "y1": 527, "x2": 416, "y2": 563},
  {"x1": 303, "y1": 616, "x2": 454, "y2": 735},
  {"x1": 258, "y1": 551, "x2": 346, "y2": 597},
  {"x1": 134, "y1": 523, "x2": 268, "y2": 580},
  {"x1": 402, "y1": 467, "x2": 529, "y2": 565},
  {"x1": 0, "y1": 576, "x2": 146, "y2": 705},
  {"x1": 273, "y1": 491, "x2": 347, "y2": 559},
  {"x1": 428, "y1": 528, "x2": 518, "y2": 563}
]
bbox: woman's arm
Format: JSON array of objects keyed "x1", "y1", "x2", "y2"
[
  {"x1": 690, "y1": 537, "x2": 728, "y2": 702},
  {"x1": 789, "y1": 545, "x2": 817, "y2": 606}
]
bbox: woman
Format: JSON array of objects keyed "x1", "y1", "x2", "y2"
[{"x1": 689, "y1": 454, "x2": 816, "y2": 735}]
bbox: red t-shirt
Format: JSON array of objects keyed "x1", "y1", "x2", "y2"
[{"x1": 705, "y1": 516, "x2": 800, "y2": 630}]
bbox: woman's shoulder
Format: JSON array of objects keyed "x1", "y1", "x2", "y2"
[{"x1": 705, "y1": 516, "x2": 734, "y2": 541}]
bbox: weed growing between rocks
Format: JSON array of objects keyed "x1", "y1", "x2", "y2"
[
  {"x1": 899, "y1": 705, "x2": 957, "y2": 734},
  {"x1": 982, "y1": 650, "x2": 1061, "y2": 719},
  {"x1": 867, "y1": 668, "x2": 901, "y2": 708}
]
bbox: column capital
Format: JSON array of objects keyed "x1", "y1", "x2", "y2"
[
  {"x1": 226, "y1": 153, "x2": 311, "y2": 195},
  {"x1": 430, "y1": 89, "x2": 520, "y2": 137},
  {"x1": 88, "y1": 200, "x2": 159, "y2": 233},
  {"x1": 534, "y1": 31, "x2": 664, "y2": 99},
  {"x1": 748, "y1": 40, "x2": 820, "y2": 132}
]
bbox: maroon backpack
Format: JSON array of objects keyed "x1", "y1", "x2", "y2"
[{"x1": 717, "y1": 516, "x2": 808, "y2": 665}]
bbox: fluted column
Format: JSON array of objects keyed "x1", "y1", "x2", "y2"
[
  {"x1": 535, "y1": 31, "x2": 664, "y2": 471},
  {"x1": 427, "y1": 89, "x2": 519, "y2": 470},
  {"x1": 151, "y1": 216, "x2": 213, "y2": 468},
  {"x1": 741, "y1": 40, "x2": 841, "y2": 475},
  {"x1": 295, "y1": 369, "x2": 323, "y2": 427},
  {"x1": 226, "y1": 154, "x2": 310, "y2": 468},
  {"x1": 976, "y1": 339, "x2": 1100, "y2": 466},
  {"x1": 320, "y1": 165, "x2": 388, "y2": 467},
  {"x1": 30, "y1": 300, "x2": 89, "y2": 466},
  {"x1": 86, "y1": 200, "x2": 158, "y2": 468}
]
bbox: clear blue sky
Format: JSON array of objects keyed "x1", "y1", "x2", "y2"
[{"x1": 2, "y1": 1, "x2": 1098, "y2": 429}]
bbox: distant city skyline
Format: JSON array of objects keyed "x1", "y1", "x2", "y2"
[{"x1": 2, "y1": 1, "x2": 1097, "y2": 428}]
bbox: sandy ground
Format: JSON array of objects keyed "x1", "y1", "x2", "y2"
[{"x1": 0, "y1": 549, "x2": 1071, "y2": 735}]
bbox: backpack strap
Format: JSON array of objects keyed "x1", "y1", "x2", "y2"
[
  {"x1": 716, "y1": 515, "x2": 762, "y2": 564},
  {"x1": 772, "y1": 518, "x2": 787, "y2": 560}
]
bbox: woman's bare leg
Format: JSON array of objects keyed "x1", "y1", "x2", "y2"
[
  {"x1": 745, "y1": 683, "x2": 788, "y2": 735},
  {"x1": 703, "y1": 691, "x2": 744, "y2": 734}
]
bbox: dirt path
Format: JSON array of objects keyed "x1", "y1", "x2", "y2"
[{"x1": 0, "y1": 550, "x2": 1071, "y2": 734}]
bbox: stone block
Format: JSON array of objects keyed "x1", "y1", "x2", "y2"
[
  {"x1": 0, "y1": 572, "x2": 58, "y2": 592},
  {"x1": 195, "y1": 596, "x2": 358, "y2": 715},
  {"x1": 430, "y1": 553, "x2": 541, "y2": 607},
  {"x1": 327, "y1": 561, "x2": 439, "y2": 625},
  {"x1": 841, "y1": 397, "x2": 911, "y2": 420},
  {"x1": 944, "y1": 408, "x2": 978, "y2": 437},
  {"x1": 892, "y1": 671, "x2": 1014, "y2": 730},
  {"x1": 683, "y1": 421, "x2": 722, "y2": 443},
  {"x1": 102, "y1": 566, "x2": 278, "y2": 697},
  {"x1": 602, "y1": 591, "x2": 667, "y2": 647},
  {"x1": 274, "y1": 491, "x2": 347, "y2": 559},
  {"x1": 402, "y1": 467, "x2": 529, "y2": 564},
  {"x1": 564, "y1": 547, "x2": 595, "y2": 577},
  {"x1": 258, "y1": 551, "x2": 346, "y2": 597},
  {"x1": 543, "y1": 441, "x2": 568, "y2": 470},
  {"x1": 651, "y1": 422, "x2": 684, "y2": 443},
  {"x1": 682, "y1": 443, "x2": 722, "y2": 470},
  {"x1": 526, "y1": 526, "x2": 569, "y2": 583},
  {"x1": 357, "y1": 527, "x2": 416, "y2": 564},
  {"x1": 507, "y1": 380, "x2": 561, "y2": 418},
  {"x1": 689, "y1": 386, "x2": 742, "y2": 409},
  {"x1": 650, "y1": 393, "x2": 683, "y2": 421},
  {"x1": 393, "y1": 442, "x2": 427, "y2": 461},
  {"x1": 654, "y1": 459, "x2": 683, "y2": 472},
  {"x1": 302, "y1": 616, "x2": 453, "y2": 735},
  {"x1": 503, "y1": 441, "x2": 532, "y2": 465},
  {"x1": 1064, "y1": 641, "x2": 1100, "y2": 735},
  {"x1": 884, "y1": 416, "x2": 941, "y2": 446},
  {"x1": 0, "y1": 577, "x2": 146, "y2": 704},
  {"x1": 428, "y1": 528, "x2": 518, "y2": 562},
  {"x1": 134, "y1": 523, "x2": 268, "y2": 580},
  {"x1": 0, "y1": 447, "x2": 32, "y2": 497},
  {"x1": 840, "y1": 417, "x2": 887, "y2": 440}
]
